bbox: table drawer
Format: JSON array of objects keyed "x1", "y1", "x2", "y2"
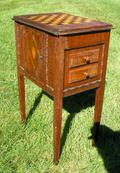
[
  {"x1": 68, "y1": 63, "x2": 98, "y2": 83},
  {"x1": 67, "y1": 46, "x2": 100, "y2": 68}
]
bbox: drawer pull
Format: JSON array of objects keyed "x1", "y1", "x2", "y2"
[
  {"x1": 84, "y1": 56, "x2": 90, "y2": 63},
  {"x1": 39, "y1": 55, "x2": 43, "y2": 59},
  {"x1": 84, "y1": 72, "x2": 90, "y2": 79}
]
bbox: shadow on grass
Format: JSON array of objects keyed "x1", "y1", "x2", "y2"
[
  {"x1": 60, "y1": 89, "x2": 95, "y2": 155},
  {"x1": 90, "y1": 125, "x2": 120, "y2": 173},
  {"x1": 24, "y1": 90, "x2": 120, "y2": 172},
  {"x1": 26, "y1": 89, "x2": 96, "y2": 155},
  {"x1": 26, "y1": 91, "x2": 44, "y2": 124}
]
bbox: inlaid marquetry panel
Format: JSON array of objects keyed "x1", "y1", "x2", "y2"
[{"x1": 21, "y1": 25, "x2": 47, "y2": 84}]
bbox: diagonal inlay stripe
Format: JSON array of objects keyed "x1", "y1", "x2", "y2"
[
  {"x1": 50, "y1": 14, "x2": 68, "y2": 26},
  {"x1": 84, "y1": 18, "x2": 92, "y2": 23},
  {"x1": 41, "y1": 15, "x2": 58, "y2": 24},
  {"x1": 34, "y1": 15, "x2": 48, "y2": 22},
  {"x1": 28, "y1": 16, "x2": 38, "y2": 20},
  {"x1": 62, "y1": 15, "x2": 74, "y2": 25},
  {"x1": 72, "y1": 17, "x2": 83, "y2": 24}
]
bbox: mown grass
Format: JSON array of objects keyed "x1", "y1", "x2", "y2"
[{"x1": 0, "y1": 0, "x2": 120, "y2": 173}]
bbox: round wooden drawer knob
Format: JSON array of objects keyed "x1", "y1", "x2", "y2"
[
  {"x1": 84, "y1": 56, "x2": 90, "y2": 63},
  {"x1": 39, "y1": 55, "x2": 43, "y2": 59},
  {"x1": 84, "y1": 72, "x2": 90, "y2": 79}
]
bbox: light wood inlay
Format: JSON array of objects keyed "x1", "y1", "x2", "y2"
[
  {"x1": 41, "y1": 15, "x2": 58, "y2": 24},
  {"x1": 73, "y1": 17, "x2": 83, "y2": 24},
  {"x1": 34, "y1": 15, "x2": 47, "y2": 22},
  {"x1": 50, "y1": 14, "x2": 68, "y2": 26},
  {"x1": 28, "y1": 16, "x2": 38, "y2": 20},
  {"x1": 62, "y1": 16, "x2": 74, "y2": 25}
]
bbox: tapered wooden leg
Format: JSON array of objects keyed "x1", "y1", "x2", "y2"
[
  {"x1": 93, "y1": 84, "x2": 105, "y2": 144},
  {"x1": 53, "y1": 36, "x2": 64, "y2": 164},
  {"x1": 17, "y1": 68, "x2": 26, "y2": 124},
  {"x1": 53, "y1": 94, "x2": 63, "y2": 164}
]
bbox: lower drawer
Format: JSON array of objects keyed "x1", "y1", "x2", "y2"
[{"x1": 65, "y1": 63, "x2": 98, "y2": 84}]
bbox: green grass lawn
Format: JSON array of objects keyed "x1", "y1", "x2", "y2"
[{"x1": 0, "y1": 0, "x2": 120, "y2": 172}]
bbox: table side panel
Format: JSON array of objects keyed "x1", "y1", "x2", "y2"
[{"x1": 15, "y1": 23, "x2": 48, "y2": 88}]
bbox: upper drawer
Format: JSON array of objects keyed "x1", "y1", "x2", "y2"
[{"x1": 68, "y1": 46, "x2": 99, "y2": 68}]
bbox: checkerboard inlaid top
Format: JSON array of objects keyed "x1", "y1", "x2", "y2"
[
  {"x1": 13, "y1": 13, "x2": 112, "y2": 36},
  {"x1": 26, "y1": 13, "x2": 94, "y2": 26}
]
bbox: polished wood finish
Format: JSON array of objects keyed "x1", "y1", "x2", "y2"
[
  {"x1": 66, "y1": 46, "x2": 99, "y2": 68},
  {"x1": 14, "y1": 13, "x2": 112, "y2": 164}
]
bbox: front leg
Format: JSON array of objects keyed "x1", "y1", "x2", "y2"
[
  {"x1": 53, "y1": 91, "x2": 63, "y2": 164},
  {"x1": 15, "y1": 24, "x2": 26, "y2": 124},
  {"x1": 93, "y1": 84, "x2": 105, "y2": 145},
  {"x1": 53, "y1": 36, "x2": 64, "y2": 164},
  {"x1": 17, "y1": 67, "x2": 26, "y2": 124},
  {"x1": 93, "y1": 33, "x2": 110, "y2": 145}
]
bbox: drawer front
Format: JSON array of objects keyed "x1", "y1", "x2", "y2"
[
  {"x1": 64, "y1": 45, "x2": 103, "y2": 87},
  {"x1": 68, "y1": 47, "x2": 99, "y2": 68},
  {"x1": 69, "y1": 63, "x2": 98, "y2": 83}
]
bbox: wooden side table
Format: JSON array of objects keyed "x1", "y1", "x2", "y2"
[{"x1": 13, "y1": 12, "x2": 112, "y2": 164}]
